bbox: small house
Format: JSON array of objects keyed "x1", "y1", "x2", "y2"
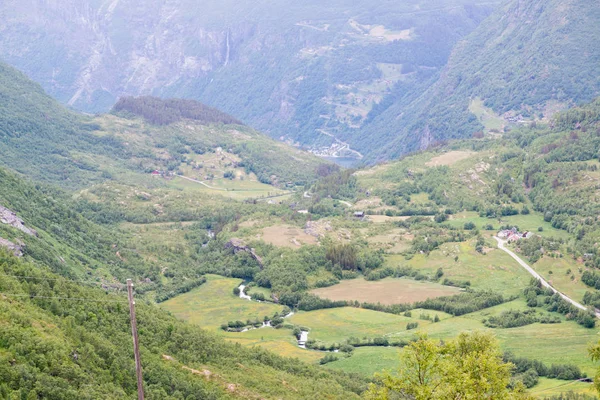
[
  {"x1": 507, "y1": 233, "x2": 521, "y2": 242},
  {"x1": 354, "y1": 211, "x2": 365, "y2": 218}
]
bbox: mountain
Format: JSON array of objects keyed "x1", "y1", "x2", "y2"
[
  {"x1": 0, "y1": 0, "x2": 497, "y2": 159},
  {"x1": 359, "y1": 0, "x2": 600, "y2": 161},
  {"x1": 0, "y1": 62, "x2": 325, "y2": 189}
]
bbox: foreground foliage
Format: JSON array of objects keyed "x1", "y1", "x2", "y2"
[{"x1": 364, "y1": 332, "x2": 532, "y2": 400}]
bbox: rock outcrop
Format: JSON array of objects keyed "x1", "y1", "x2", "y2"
[
  {"x1": 0, "y1": 237, "x2": 23, "y2": 257},
  {"x1": 0, "y1": 205, "x2": 37, "y2": 236},
  {"x1": 225, "y1": 238, "x2": 263, "y2": 269}
]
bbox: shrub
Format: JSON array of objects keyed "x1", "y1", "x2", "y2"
[{"x1": 406, "y1": 322, "x2": 419, "y2": 330}]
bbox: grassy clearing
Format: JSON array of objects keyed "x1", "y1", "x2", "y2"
[
  {"x1": 469, "y1": 98, "x2": 505, "y2": 132},
  {"x1": 167, "y1": 175, "x2": 288, "y2": 200},
  {"x1": 399, "y1": 240, "x2": 532, "y2": 296},
  {"x1": 425, "y1": 151, "x2": 475, "y2": 167},
  {"x1": 259, "y1": 224, "x2": 318, "y2": 248},
  {"x1": 224, "y1": 328, "x2": 322, "y2": 364},
  {"x1": 160, "y1": 274, "x2": 283, "y2": 330},
  {"x1": 324, "y1": 346, "x2": 402, "y2": 376},
  {"x1": 529, "y1": 377, "x2": 596, "y2": 398},
  {"x1": 533, "y1": 256, "x2": 590, "y2": 303},
  {"x1": 447, "y1": 211, "x2": 571, "y2": 240},
  {"x1": 289, "y1": 307, "x2": 424, "y2": 344},
  {"x1": 386, "y1": 299, "x2": 599, "y2": 376},
  {"x1": 310, "y1": 277, "x2": 461, "y2": 305}
]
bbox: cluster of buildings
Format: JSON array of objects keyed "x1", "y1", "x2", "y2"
[{"x1": 497, "y1": 227, "x2": 534, "y2": 242}]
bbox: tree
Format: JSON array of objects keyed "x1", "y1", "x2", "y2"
[{"x1": 364, "y1": 332, "x2": 532, "y2": 399}]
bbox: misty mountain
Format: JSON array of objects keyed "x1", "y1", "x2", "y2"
[
  {"x1": 358, "y1": 0, "x2": 600, "y2": 161},
  {"x1": 0, "y1": 0, "x2": 496, "y2": 159}
]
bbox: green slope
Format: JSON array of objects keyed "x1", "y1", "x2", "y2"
[
  {"x1": 359, "y1": 0, "x2": 600, "y2": 161},
  {"x1": 0, "y1": 62, "x2": 325, "y2": 189},
  {"x1": 0, "y1": 253, "x2": 366, "y2": 399}
]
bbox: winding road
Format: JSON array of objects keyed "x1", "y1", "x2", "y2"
[{"x1": 494, "y1": 237, "x2": 600, "y2": 318}]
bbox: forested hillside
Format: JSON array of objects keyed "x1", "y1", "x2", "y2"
[
  {"x1": 0, "y1": 252, "x2": 366, "y2": 399},
  {"x1": 0, "y1": 62, "x2": 325, "y2": 188},
  {"x1": 358, "y1": 0, "x2": 600, "y2": 161}
]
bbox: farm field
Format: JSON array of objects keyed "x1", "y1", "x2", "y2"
[
  {"x1": 310, "y1": 277, "x2": 461, "y2": 305},
  {"x1": 160, "y1": 274, "x2": 283, "y2": 330},
  {"x1": 224, "y1": 328, "x2": 322, "y2": 364},
  {"x1": 528, "y1": 378, "x2": 596, "y2": 397},
  {"x1": 384, "y1": 299, "x2": 599, "y2": 376},
  {"x1": 259, "y1": 224, "x2": 318, "y2": 248},
  {"x1": 393, "y1": 240, "x2": 533, "y2": 296},
  {"x1": 531, "y1": 256, "x2": 589, "y2": 303},
  {"x1": 447, "y1": 211, "x2": 571, "y2": 240},
  {"x1": 425, "y1": 150, "x2": 475, "y2": 167},
  {"x1": 324, "y1": 346, "x2": 402, "y2": 376},
  {"x1": 168, "y1": 175, "x2": 289, "y2": 200},
  {"x1": 289, "y1": 307, "x2": 427, "y2": 344},
  {"x1": 469, "y1": 97, "x2": 505, "y2": 132}
]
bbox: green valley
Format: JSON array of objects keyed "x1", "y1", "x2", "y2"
[{"x1": 1, "y1": 3, "x2": 600, "y2": 398}]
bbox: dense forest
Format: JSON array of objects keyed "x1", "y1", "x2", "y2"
[{"x1": 112, "y1": 96, "x2": 243, "y2": 126}]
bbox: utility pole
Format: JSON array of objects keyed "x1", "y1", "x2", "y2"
[{"x1": 127, "y1": 279, "x2": 145, "y2": 400}]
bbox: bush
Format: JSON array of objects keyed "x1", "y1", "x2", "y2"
[
  {"x1": 464, "y1": 222, "x2": 476, "y2": 230},
  {"x1": 406, "y1": 322, "x2": 419, "y2": 330},
  {"x1": 319, "y1": 354, "x2": 339, "y2": 365}
]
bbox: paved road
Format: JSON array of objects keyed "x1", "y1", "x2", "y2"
[{"x1": 494, "y1": 237, "x2": 600, "y2": 318}]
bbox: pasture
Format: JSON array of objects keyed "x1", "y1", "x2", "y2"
[
  {"x1": 160, "y1": 274, "x2": 283, "y2": 330},
  {"x1": 259, "y1": 224, "x2": 318, "y2": 248},
  {"x1": 425, "y1": 150, "x2": 475, "y2": 167},
  {"x1": 224, "y1": 328, "x2": 322, "y2": 364},
  {"x1": 289, "y1": 307, "x2": 426, "y2": 344},
  {"x1": 396, "y1": 240, "x2": 533, "y2": 296},
  {"x1": 310, "y1": 277, "x2": 460, "y2": 305}
]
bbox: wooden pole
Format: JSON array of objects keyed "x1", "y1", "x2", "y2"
[{"x1": 127, "y1": 279, "x2": 145, "y2": 400}]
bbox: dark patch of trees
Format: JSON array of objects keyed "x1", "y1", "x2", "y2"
[{"x1": 113, "y1": 96, "x2": 243, "y2": 126}]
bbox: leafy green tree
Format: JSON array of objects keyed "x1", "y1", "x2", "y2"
[{"x1": 364, "y1": 332, "x2": 532, "y2": 399}]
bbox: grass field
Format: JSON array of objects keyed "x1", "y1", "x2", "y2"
[
  {"x1": 531, "y1": 256, "x2": 589, "y2": 303},
  {"x1": 529, "y1": 378, "x2": 596, "y2": 398},
  {"x1": 469, "y1": 98, "x2": 505, "y2": 132},
  {"x1": 325, "y1": 346, "x2": 402, "y2": 376},
  {"x1": 168, "y1": 175, "x2": 289, "y2": 200},
  {"x1": 259, "y1": 224, "x2": 318, "y2": 248},
  {"x1": 383, "y1": 299, "x2": 600, "y2": 376},
  {"x1": 425, "y1": 151, "x2": 475, "y2": 167},
  {"x1": 447, "y1": 211, "x2": 571, "y2": 240},
  {"x1": 224, "y1": 328, "x2": 322, "y2": 364},
  {"x1": 289, "y1": 307, "x2": 426, "y2": 344},
  {"x1": 160, "y1": 274, "x2": 283, "y2": 330},
  {"x1": 310, "y1": 277, "x2": 460, "y2": 305},
  {"x1": 394, "y1": 240, "x2": 532, "y2": 296}
]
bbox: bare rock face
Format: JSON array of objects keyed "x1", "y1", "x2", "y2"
[
  {"x1": 0, "y1": 205, "x2": 37, "y2": 236},
  {"x1": 225, "y1": 238, "x2": 263, "y2": 269},
  {"x1": 0, "y1": 237, "x2": 23, "y2": 257}
]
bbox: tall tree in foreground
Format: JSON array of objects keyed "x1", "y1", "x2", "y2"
[
  {"x1": 364, "y1": 332, "x2": 532, "y2": 400},
  {"x1": 589, "y1": 340, "x2": 600, "y2": 395}
]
